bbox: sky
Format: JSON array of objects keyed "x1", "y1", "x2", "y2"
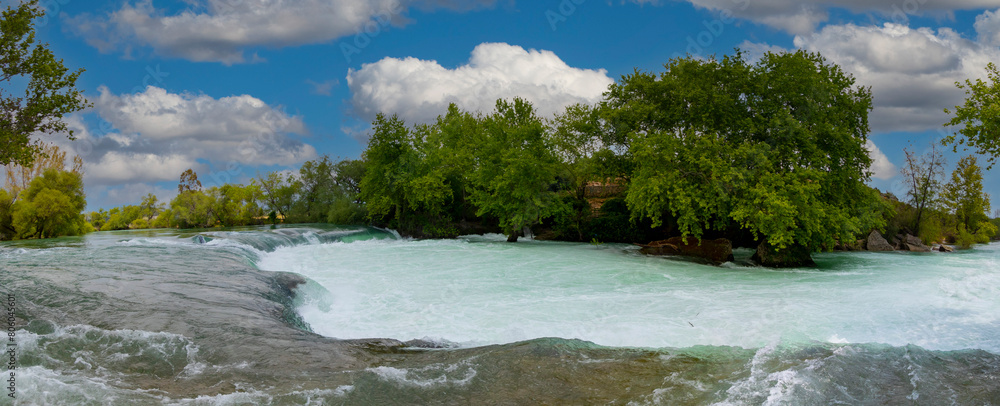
[{"x1": 17, "y1": 0, "x2": 1000, "y2": 210}]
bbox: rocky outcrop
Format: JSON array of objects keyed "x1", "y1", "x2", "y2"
[
  {"x1": 898, "y1": 234, "x2": 931, "y2": 252},
  {"x1": 639, "y1": 237, "x2": 734, "y2": 265},
  {"x1": 751, "y1": 240, "x2": 816, "y2": 268},
  {"x1": 866, "y1": 230, "x2": 894, "y2": 252}
]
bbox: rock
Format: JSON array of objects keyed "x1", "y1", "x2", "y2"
[
  {"x1": 938, "y1": 244, "x2": 955, "y2": 253},
  {"x1": 866, "y1": 230, "x2": 894, "y2": 252},
  {"x1": 639, "y1": 237, "x2": 734, "y2": 265},
  {"x1": 900, "y1": 234, "x2": 931, "y2": 252},
  {"x1": 751, "y1": 240, "x2": 816, "y2": 268}
]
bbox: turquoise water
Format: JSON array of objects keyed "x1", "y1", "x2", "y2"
[{"x1": 2, "y1": 226, "x2": 999, "y2": 404}]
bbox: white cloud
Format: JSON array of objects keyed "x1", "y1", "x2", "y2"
[
  {"x1": 634, "y1": 0, "x2": 1000, "y2": 35},
  {"x1": 56, "y1": 87, "x2": 316, "y2": 188},
  {"x1": 788, "y1": 19, "x2": 1000, "y2": 133},
  {"x1": 865, "y1": 139, "x2": 897, "y2": 180},
  {"x1": 346, "y1": 43, "x2": 614, "y2": 125},
  {"x1": 67, "y1": 0, "x2": 497, "y2": 64},
  {"x1": 975, "y1": 8, "x2": 1000, "y2": 46}
]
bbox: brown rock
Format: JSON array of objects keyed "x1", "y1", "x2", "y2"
[
  {"x1": 866, "y1": 230, "x2": 894, "y2": 252},
  {"x1": 900, "y1": 234, "x2": 931, "y2": 252},
  {"x1": 640, "y1": 237, "x2": 734, "y2": 265}
]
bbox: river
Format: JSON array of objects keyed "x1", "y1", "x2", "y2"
[{"x1": 1, "y1": 225, "x2": 998, "y2": 404}]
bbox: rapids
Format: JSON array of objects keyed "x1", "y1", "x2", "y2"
[{"x1": 1, "y1": 226, "x2": 998, "y2": 405}]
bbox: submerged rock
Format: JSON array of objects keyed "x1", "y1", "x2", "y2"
[
  {"x1": 866, "y1": 230, "x2": 894, "y2": 252},
  {"x1": 751, "y1": 241, "x2": 816, "y2": 268},
  {"x1": 639, "y1": 237, "x2": 734, "y2": 265}
]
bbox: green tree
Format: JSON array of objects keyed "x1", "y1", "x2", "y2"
[
  {"x1": 257, "y1": 170, "x2": 299, "y2": 220},
  {"x1": 942, "y1": 155, "x2": 993, "y2": 246},
  {"x1": 0, "y1": 0, "x2": 90, "y2": 167},
  {"x1": 943, "y1": 63, "x2": 1000, "y2": 168},
  {"x1": 170, "y1": 190, "x2": 215, "y2": 228},
  {"x1": 8, "y1": 168, "x2": 87, "y2": 239},
  {"x1": 468, "y1": 98, "x2": 567, "y2": 242},
  {"x1": 617, "y1": 51, "x2": 884, "y2": 266},
  {"x1": 900, "y1": 145, "x2": 946, "y2": 237},
  {"x1": 289, "y1": 156, "x2": 338, "y2": 223}
]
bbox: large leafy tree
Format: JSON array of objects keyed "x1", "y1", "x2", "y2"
[
  {"x1": 7, "y1": 168, "x2": 87, "y2": 239},
  {"x1": 943, "y1": 63, "x2": 1000, "y2": 168},
  {"x1": 1, "y1": 0, "x2": 90, "y2": 166},
  {"x1": 618, "y1": 51, "x2": 885, "y2": 266},
  {"x1": 468, "y1": 98, "x2": 567, "y2": 242}
]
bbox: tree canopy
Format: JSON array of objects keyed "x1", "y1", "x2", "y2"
[
  {"x1": 611, "y1": 50, "x2": 885, "y2": 264},
  {"x1": 943, "y1": 63, "x2": 1000, "y2": 168},
  {"x1": 0, "y1": 0, "x2": 90, "y2": 166}
]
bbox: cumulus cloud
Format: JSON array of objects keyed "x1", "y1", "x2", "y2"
[
  {"x1": 975, "y1": 8, "x2": 1000, "y2": 46},
  {"x1": 865, "y1": 139, "x2": 897, "y2": 180},
  {"x1": 633, "y1": 0, "x2": 999, "y2": 35},
  {"x1": 346, "y1": 43, "x2": 614, "y2": 125},
  {"x1": 788, "y1": 20, "x2": 1000, "y2": 133},
  {"x1": 58, "y1": 86, "x2": 315, "y2": 187},
  {"x1": 66, "y1": 0, "x2": 497, "y2": 64}
]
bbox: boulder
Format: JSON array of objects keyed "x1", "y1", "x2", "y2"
[
  {"x1": 900, "y1": 234, "x2": 931, "y2": 252},
  {"x1": 866, "y1": 230, "x2": 894, "y2": 252},
  {"x1": 751, "y1": 240, "x2": 816, "y2": 268},
  {"x1": 938, "y1": 244, "x2": 955, "y2": 253},
  {"x1": 640, "y1": 237, "x2": 734, "y2": 265}
]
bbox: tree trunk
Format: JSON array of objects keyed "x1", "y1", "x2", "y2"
[{"x1": 506, "y1": 229, "x2": 520, "y2": 243}]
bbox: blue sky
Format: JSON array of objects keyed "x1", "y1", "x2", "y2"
[{"x1": 23, "y1": 0, "x2": 1000, "y2": 210}]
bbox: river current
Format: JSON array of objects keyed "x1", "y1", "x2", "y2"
[{"x1": 1, "y1": 225, "x2": 999, "y2": 405}]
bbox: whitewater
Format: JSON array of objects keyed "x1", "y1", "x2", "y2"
[{"x1": 2, "y1": 226, "x2": 999, "y2": 405}]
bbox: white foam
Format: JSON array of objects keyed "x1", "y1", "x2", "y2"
[{"x1": 256, "y1": 238, "x2": 1000, "y2": 352}]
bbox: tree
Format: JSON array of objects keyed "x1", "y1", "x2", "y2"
[
  {"x1": 617, "y1": 51, "x2": 885, "y2": 266},
  {"x1": 900, "y1": 145, "x2": 946, "y2": 237},
  {"x1": 4, "y1": 143, "x2": 81, "y2": 198},
  {"x1": 178, "y1": 169, "x2": 202, "y2": 193},
  {"x1": 1, "y1": 0, "x2": 90, "y2": 167},
  {"x1": 7, "y1": 168, "x2": 87, "y2": 239},
  {"x1": 943, "y1": 63, "x2": 1000, "y2": 169},
  {"x1": 942, "y1": 155, "x2": 994, "y2": 246},
  {"x1": 468, "y1": 98, "x2": 567, "y2": 242},
  {"x1": 257, "y1": 170, "x2": 299, "y2": 220}
]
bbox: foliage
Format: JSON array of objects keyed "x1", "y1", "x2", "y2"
[
  {"x1": 257, "y1": 171, "x2": 299, "y2": 219},
  {"x1": 900, "y1": 145, "x2": 946, "y2": 236},
  {"x1": 178, "y1": 169, "x2": 203, "y2": 193},
  {"x1": 618, "y1": 50, "x2": 884, "y2": 254},
  {"x1": 6, "y1": 168, "x2": 87, "y2": 239},
  {"x1": 0, "y1": 0, "x2": 90, "y2": 167},
  {"x1": 170, "y1": 190, "x2": 215, "y2": 228},
  {"x1": 943, "y1": 63, "x2": 1000, "y2": 169},
  {"x1": 942, "y1": 155, "x2": 992, "y2": 240},
  {"x1": 467, "y1": 98, "x2": 568, "y2": 241}
]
